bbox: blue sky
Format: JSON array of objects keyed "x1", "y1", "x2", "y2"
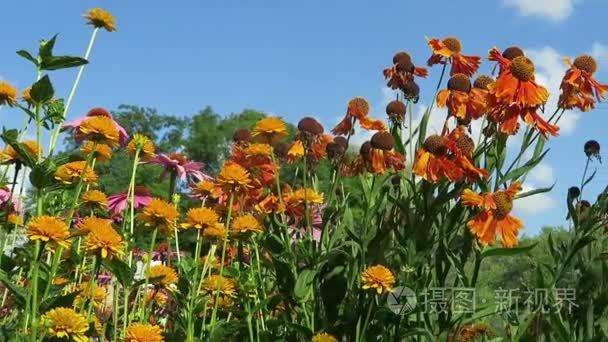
[{"x1": 0, "y1": 0, "x2": 607, "y2": 234}]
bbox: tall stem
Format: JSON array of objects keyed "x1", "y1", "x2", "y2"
[{"x1": 139, "y1": 227, "x2": 158, "y2": 321}]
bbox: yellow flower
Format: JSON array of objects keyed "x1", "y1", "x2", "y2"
[
  {"x1": 7, "y1": 212, "x2": 23, "y2": 227},
  {"x1": 78, "y1": 116, "x2": 119, "y2": 147},
  {"x1": 252, "y1": 117, "x2": 289, "y2": 142},
  {"x1": 84, "y1": 221, "x2": 124, "y2": 258},
  {"x1": 202, "y1": 223, "x2": 227, "y2": 241},
  {"x1": 0, "y1": 81, "x2": 18, "y2": 106},
  {"x1": 201, "y1": 274, "x2": 237, "y2": 298},
  {"x1": 287, "y1": 188, "x2": 324, "y2": 204},
  {"x1": 139, "y1": 198, "x2": 179, "y2": 232},
  {"x1": 80, "y1": 141, "x2": 113, "y2": 163},
  {"x1": 81, "y1": 189, "x2": 108, "y2": 208},
  {"x1": 125, "y1": 323, "x2": 165, "y2": 342},
  {"x1": 21, "y1": 87, "x2": 33, "y2": 105},
  {"x1": 312, "y1": 332, "x2": 339, "y2": 342},
  {"x1": 52, "y1": 276, "x2": 69, "y2": 286},
  {"x1": 127, "y1": 134, "x2": 156, "y2": 160},
  {"x1": 76, "y1": 216, "x2": 113, "y2": 235},
  {"x1": 145, "y1": 289, "x2": 168, "y2": 307},
  {"x1": 181, "y1": 207, "x2": 220, "y2": 230},
  {"x1": 41, "y1": 307, "x2": 89, "y2": 342},
  {"x1": 230, "y1": 214, "x2": 263, "y2": 235},
  {"x1": 146, "y1": 265, "x2": 179, "y2": 288},
  {"x1": 54, "y1": 161, "x2": 98, "y2": 185},
  {"x1": 244, "y1": 143, "x2": 274, "y2": 157},
  {"x1": 0, "y1": 140, "x2": 41, "y2": 164},
  {"x1": 216, "y1": 162, "x2": 252, "y2": 193},
  {"x1": 191, "y1": 180, "x2": 221, "y2": 200},
  {"x1": 74, "y1": 283, "x2": 107, "y2": 308},
  {"x1": 361, "y1": 265, "x2": 395, "y2": 294},
  {"x1": 27, "y1": 216, "x2": 71, "y2": 249},
  {"x1": 84, "y1": 8, "x2": 116, "y2": 32}
]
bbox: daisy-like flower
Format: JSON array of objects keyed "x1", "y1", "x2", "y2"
[
  {"x1": 284, "y1": 188, "x2": 324, "y2": 218},
  {"x1": 414, "y1": 135, "x2": 464, "y2": 183},
  {"x1": 27, "y1": 216, "x2": 71, "y2": 248},
  {"x1": 84, "y1": 221, "x2": 124, "y2": 258},
  {"x1": 251, "y1": 117, "x2": 289, "y2": 144},
  {"x1": 125, "y1": 323, "x2": 165, "y2": 342},
  {"x1": 54, "y1": 161, "x2": 98, "y2": 185},
  {"x1": 41, "y1": 307, "x2": 89, "y2": 342},
  {"x1": 354, "y1": 133, "x2": 406, "y2": 175},
  {"x1": 201, "y1": 274, "x2": 237, "y2": 298},
  {"x1": 332, "y1": 97, "x2": 387, "y2": 136},
  {"x1": 107, "y1": 185, "x2": 153, "y2": 218},
  {"x1": 427, "y1": 36, "x2": 481, "y2": 76},
  {"x1": 0, "y1": 81, "x2": 18, "y2": 106},
  {"x1": 77, "y1": 116, "x2": 120, "y2": 147},
  {"x1": 361, "y1": 265, "x2": 395, "y2": 294},
  {"x1": 21, "y1": 87, "x2": 34, "y2": 106},
  {"x1": 146, "y1": 265, "x2": 179, "y2": 288},
  {"x1": 386, "y1": 100, "x2": 407, "y2": 125},
  {"x1": 127, "y1": 134, "x2": 156, "y2": 160},
  {"x1": 0, "y1": 140, "x2": 40, "y2": 165},
  {"x1": 139, "y1": 198, "x2": 179, "y2": 232},
  {"x1": 181, "y1": 207, "x2": 220, "y2": 230},
  {"x1": 76, "y1": 216, "x2": 114, "y2": 235},
  {"x1": 445, "y1": 127, "x2": 488, "y2": 181},
  {"x1": 7, "y1": 212, "x2": 23, "y2": 227},
  {"x1": 80, "y1": 141, "x2": 113, "y2": 163},
  {"x1": 230, "y1": 213, "x2": 263, "y2": 236},
  {"x1": 191, "y1": 180, "x2": 222, "y2": 201},
  {"x1": 489, "y1": 55, "x2": 558, "y2": 137},
  {"x1": 243, "y1": 143, "x2": 274, "y2": 165},
  {"x1": 584, "y1": 139, "x2": 601, "y2": 161},
  {"x1": 383, "y1": 51, "x2": 428, "y2": 91},
  {"x1": 84, "y1": 8, "x2": 116, "y2": 32},
  {"x1": 149, "y1": 153, "x2": 210, "y2": 183},
  {"x1": 468, "y1": 75, "x2": 495, "y2": 116},
  {"x1": 559, "y1": 55, "x2": 608, "y2": 112},
  {"x1": 81, "y1": 189, "x2": 108, "y2": 208},
  {"x1": 461, "y1": 182, "x2": 524, "y2": 247},
  {"x1": 437, "y1": 73, "x2": 485, "y2": 124},
  {"x1": 216, "y1": 162, "x2": 253, "y2": 193},
  {"x1": 144, "y1": 288, "x2": 169, "y2": 307},
  {"x1": 202, "y1": 223, "x2": 227, "y2": 241},
  {"x1": 63, "y1": 108, "x2": 128, "y2": 145},
  {"x1": 488, "y1": 46, "x2": 525, "y2": 75},
  {"x1": 74, "y1": 283, "x2": 107, "y2": 308},
  {"x1": 312, "y1": 332, "x2": 339, "y2": 342}
]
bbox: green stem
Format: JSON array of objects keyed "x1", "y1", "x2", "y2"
[
  {"x1": 139, "y1": 227, "x2": 158, "y2": 321},
  {"x1": 29, "y1": 241, "x2": 42, "y2": 342},
  {"x1": 127, "y1": 148, "x2": 141, "y2": 268}
]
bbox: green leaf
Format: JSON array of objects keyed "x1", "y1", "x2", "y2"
[
  {"x1": 38, "y1": 35, "x2": 57, "y2": 59},
  {"x1": 294, "y1": 269, "x2": 316, "y2": 301},
  {"x1": 320, "y1": 272, "x2": 347, "y2": 322},
  {"x1": 582, "y1": 169, "x2": 597, "y2": 188},
  {"x1": 40, "y1": 56, "x2": 88, "y2": 71},
  {"x1": 29, "y1": 158, "x2": 57, "y2": 189},
  {"x1": 500, "y1": 149, "x2": 549, "y2": 184},
  {"x1": 40, "y1": 291, "x2": 79, "y2": 312},
  {"x1": 416, "y1": 105, "x2": 433, "y2": 147},
  {"x1": 516, "y1": 183, "x2": 555, "y2": 199},
  {"x1": 0, "y1": 271, "x2": 26, "y2": 309},
  {"x1": 481, "y1": 242, "x2": 537, "y2": 258},
  {"x1": 30, "y1": 75, "x2": 54, "y2": 104},
  {"x1": 0, "y1": 128, "x2": 36, "y2": 168},
  {"x1": 102, "y1": 258, "x2": 134, "y2": 287},
  {"x1": 16, "y1": 50, "x2": 38, "y2": 66},
  {"x1": 549, "y1": 312, "x2": 571, "y2": 341}
]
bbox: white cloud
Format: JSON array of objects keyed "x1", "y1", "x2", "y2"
[
  {"x1": 590, "y1": 42, "x2": 608, "y2": 68},
  {"x1": 514, "y1": 183, "x2": 556, "y2": 214},
  {"x1": 526, "y1": 162, "x2": 555, "y2": 186},
  {"x1": 503, "y1": 0, "x2": 579, "y2": 21}
]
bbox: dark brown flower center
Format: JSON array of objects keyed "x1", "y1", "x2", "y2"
[
  {"x1": 492, "y1": 192, "x2": 513, "y2": 219},
  {"x1": 423, "y1": 135, "x2": 448, "y2": 156},
  {"x1": 573, "y1": 55, "x2": 598, "y2": 74},
  {"x1": 298, "y1": 117, "x2": 324, "y2": 135},
  {"x1": 401, "y1": 80, "x2": 420, "y2": 99},
  {"x1": 326, "y1": 142, "x2": 345, "y2": 160},
  {"x1": 233, "y1": 128, "x2": 252, "y2": 143},
  {"x1": 502, "y1": 46, "x2": 524, "y2": 61},
  {"x1": 371, "y1": 131, "x2": 394, "y2": 151},
  {"x1": 348, "y1": 97, "x2": 370, "y2": 117},
  {"x1": 360, "y1": 141, "x2": 372, "y2": 160},
  {"x1": 395, "y1": 60, "x2": 415, "y2": 74},
  {"x1": 333, "y1": 136, "x2": 348, "y2": 150},
  {"x1": 393, "y1": 51, "x2": 412, "y2": 65},
  {"x1": 510, "y1": 56, "x2": 535, "y2": 81},
  {"x1": 442, "y1": 37, "x2": 462, "y2": 53},
  {"x1": 456, "y1": 134, "x2": 475, "y2": 157},
  {"x1": 473, "y1": 75, "x2": 494, "y2": 90},
  {"x1": 584, "y1": 139, "x2": 600, "y2": 157},
  {"x1": 447, "y1": 73, "x2": 471, "y2": 92},
  {"x1": 386, "y1": 100, "x2": 406, "y2": 119}
]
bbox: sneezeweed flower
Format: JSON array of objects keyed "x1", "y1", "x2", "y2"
[
  {"x1": 84, "y1": 222, "x2": 124, "y2": 258},
  {"x1": 127, "y1": 134, "x2": 156, "y2": 160},
  {"x1": 233, "y1": 128, "x2": 253, "y2": 144},
  {"x1": 252, "y1": 117, "x2": 289, "y2": 144},
  {"x1": 63, "y1": 108, "x2": 128, "y2": 145},
  {"x1": 311, "y1": 333, "x2": 338, "y2": 342},
  {"x1": 150, "y1": 153, "x2": 210, "y2": 183},
  {"x1": 0, "y1": 140, "x2": 40, "y2": 165},
  {"x1": 584, "y1": 139, "x2": 601, "y2": 161},
  {"x1": 146, "y1": 265, "x2": 179, "y2": 288},
  {"x1": 191, "y1": 180, "x2": 222, "y2": 201},
  {"x1": 77, "y1": 116, "x2": 120, "y2": 147},
  {"x1": 437, "y1": 73, "x2": 485, "y2": 123},
  {"x1": 81, "y1": 189, "x2": 108, "y2": 209},
  {"x1": 84, "y1": 8, "x2": 116, "y2": 32},
  {"x1": 41, "y1": 307, "x2": 89, "y2": 342},
  {"x1": 457, "y1": 323, "x2": 493, "y2": 341},
  {"x1": 332, "y1": 97, "x2": 386, "y2": 136},
  {"x1": 216, "y1": 162, "x2": 253, "y2": 193},
  {"x1": 201, "y1": 274, "x2": 237, "y2": 298},
  {"x1": 139, "y1": 198, "x2": 179, "y2": 232},
  {"x1": 414, "y1": 135, "x2": 464, "y2": 183},
  {"x1": 230, "y1": 213, "x2": 263, "y2": 236},
  {"x1": 383, "y1": 51, "x2": 428, "y2": 91},
  {"x1": 27, "y1": 216, "x2": 71, "y2": 249},
  {"x1": 125, "y1": 323, "x2": 165, "y2": 342},
  {"x1": 54, "y1": 161, "x2": 98, "y2": 185},
  {"x1": 559, "y1": 55, "x2": 608, "y2": 111},
  {"x1": 107, "y1": 185, "x2": 152, "y2": 218},
  {"x1": 361, "y1": 265, "x2": 395, "y2": 294},
  {"x1": 355, "y1": 132, "x2": 406, "y2": 175},
  {"x1": 427, "y1": 36, "x2": 481, "y2": 76},
  {"x1": 80, "y1": 141, "x2": 113, "y2": 163},
  {"x1": 181, "y1": 207, "x2": 220, "y2": 230},
  {"x1": 0, "y1": 81, "x2": 18, "y2": 106},
  {"x1": 488, "y1": 46, "x2": 525, "y2": 75},
  {"x1": 386, "y1": 100, "x2": 407, "y2": 125},
  {"x1": 445, "y1": 127, "x2": 488, "y2": 181},
  {"x1": 461, "y1": 182, "x2": 524, "y2": 247}
]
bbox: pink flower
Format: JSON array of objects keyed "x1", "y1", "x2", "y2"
[
  {"x1": 107, "y1": 186, "x2": 153, "y2": 218},
  {"x1": 0, "y1": 186, "x2": 22, "y2": 214},
  {"x1": 63, "y1": 107, "x2": 129, "y2": 145},
  {"x1": 149, "y1": 153, "x2": 212, "y2": 183},
  {"x1": 289, "y1": 204, "x2": 325, "y2": 242},
  {"x1": 0, "y1": 187, "x2": 9, "y2": 205}
]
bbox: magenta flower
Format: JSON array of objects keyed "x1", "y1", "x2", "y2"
[
  {"x1": 0, "y1": 186, "x2": 22, "y2": 214},
  {"x1": 0, "y1": 187, "x2": 9, "y2": 206},
  {"x1": 107, "y1": 186, "x2": 153, "y2": 218},
  {"x1": 149, "y1": 153, "x2": 212, "y2": 183},
  {"x1": 63, "y1": 107, "x2": 129, "y2": 145}
]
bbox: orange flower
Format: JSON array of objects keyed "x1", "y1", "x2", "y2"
[
  {"x1": 427, "y1": 37, "x2": 481, "y2": 76},
  {"x1": 461, "y1": 182, "x2": 524, "y2": 247},
  {"x1": 84, "y1": 221, "x2": 124, "y2": 258},
  {"x1": 201, "y1": 274, "x2": 237, "y2": 298},
  {"x1": 125, "y1": 323, "x2": 164, "y2": 342},
  {"x1": 0, "y1": 140, "x2": 40, "y2": 165},
  {"x1": 332, "y1": 97, "x2": 386, "y2": 136},
  {"x1": 41, "y1": 307, "x2": 89, "y2": 342},
  {"x1": 445, "y1": 127, "x2": 488, "y2": 181},
  {"x1": 81, "y1": 189, "x2": 108, "y2": 208},
  {"x1": 54, "y1": 161, "x2": 98, "y2": 185},
  {"x1": 559, "y1": 55, "x2": 608, "y2": 112},
  {"x1": 181, "y1": 207, "x2": 220, "y2": 230},
  {"x1": 230, "y1": 213, "x2": 263, "y2": 236},
  {"x1": 146, "y1": 265, "x2": 179, "y2": 288},
  {"x1": 84, "y1": 8, "x2": 116, "y2": 32},
  {"x1": 77, "y1": 116, "x2": 120, "y2": 146},
  {"x1": 0, "y1": 81, "x2": 18, "y2": 106},
  {"x1": 127, "y1": 134, "x2": 156, "y2": 160},
  {"x1": 80, "y1": 141, "x2": 113, "y2": 163},
  {"x1": 383, "y1": 51, "x2": 428, "y2": 91},
  {"x1": 252, "y1": 117, "x2": 288, "y2": 144},
  {"x1": 139, "y1": 198, "x2": 179, "y2": 232},
  {"x1": 361, "y1": 265, "x2": 395, "y2": 294},
  {"x1": 488, "y1": 56, "x2": 558, "y2": 137},
  {"x1": 488, "y1": 46, "x2": 524, "y2": 75},
  {"x1": 357, "y1": 132, "x2": 406, "y2": 175},
  {"x1": 27, "y1": 216, "x2": 71, "y2": 249},
  {"x1": 414, "y1": 135, "x2": 464, "y2": 183},
  {"x1": 216, "y1": 162, "x2": 253, "y2": 193},
  {"x1": 191, "y1": 180, "x2": 222, "y2": 200},
  {"x1": 436, "y1": 74, "x2": 485, "y2": 124}
]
